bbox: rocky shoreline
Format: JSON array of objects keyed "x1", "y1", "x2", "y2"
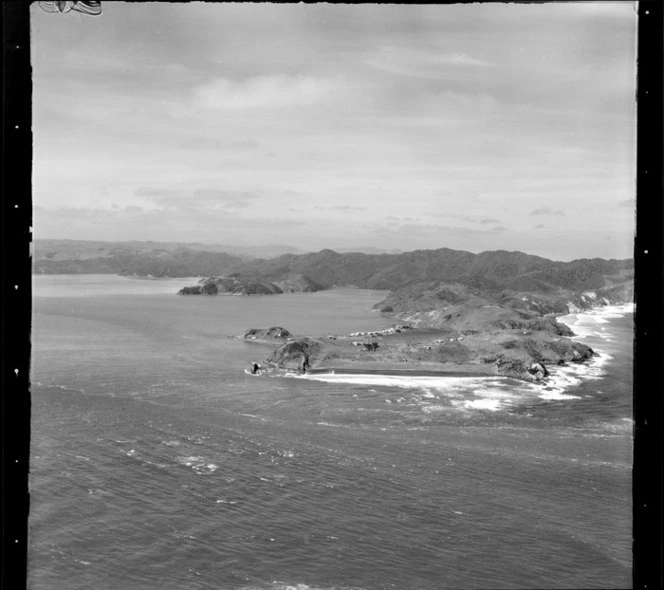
[
  {"x1": 164, "y1": 247, "x2": 633, "y2": 385},
  {"x1": 241, "y1": 314, "x2": 602, "y2": 385}
]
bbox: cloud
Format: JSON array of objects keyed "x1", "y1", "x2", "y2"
[
  {"x1": 364, "y1": 221, "x2": 507, "y2": 240},
  {"x1": 530, "y1": 207, "x2": 566, "y2": 216},
  {"x1": 571, "y1": 3, "x2": 635, "y2": 18},
  {"x1": 178, "y1": 137, "x2": 229, "y2": 151},
  {"x1": 330, "y1": 205, "x2": 366, "y2": 212},
  {"x1": 190, "y1": 190, "x2": 259, "y2": 210},
  {"x1": 535, "y1": 224, "x2": 546, "y2": 229},
  {"x1": 135, "y1": 187, "x2": 183, "y2": 198},
  {"x1": 192, "y1": 75, "x2": 337, "y2": 110},
  {"x1": 123, "y1": 205, "x2": 145, "y2": 214},
  {"x1": 134, "y1": 188, "x2": 260, "y2": 211},
  {"x1": 30, "y1": 3, "x2": 635, "y2": 261},
  {"x1": 33, "y1": 205, "x2": 308, "y2": 244},
  {"x1": 384, "y1": 215, "x2": 421, "y2": 222},
  {"x1": 316, "y1": 205, "x2": 367, "y2": 213},
  {"x1": 456, "y1": 215, "x2": 501, "y2": 224},
  {"x1": 617, "y1": 199, "x2": 634, "y2": 208},
  {"x1": 231, "y1": 139, "x2": 260, "y2": 150},
  {"x1": 434, "y1": 53, "x2": 492, "y2": 67},
  {"x1": 365, "y1": 46, "x2": 492, "y2": 80}
]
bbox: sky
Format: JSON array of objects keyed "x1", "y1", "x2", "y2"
[{"x1": 31, "y1": 2, "x2": 637, "y2": 261}]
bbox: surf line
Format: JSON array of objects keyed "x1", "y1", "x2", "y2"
[{"x1": 542, "y1": 303, "x2": 633, "y2": 397}]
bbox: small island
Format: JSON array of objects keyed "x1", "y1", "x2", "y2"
[{"x1": 178, "y1": 274, "x2": 324, "y2": 296}]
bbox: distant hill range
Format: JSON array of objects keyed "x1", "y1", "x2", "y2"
[
  {"x1": 33, "y1": 239, "x2": 402, "y2": 271},
  {"x1": 34, "y1": 239, "x2": 633, "y2": 309},
  {"x1": 33, "y1": 239, "x2": 305, "y2": 263}
]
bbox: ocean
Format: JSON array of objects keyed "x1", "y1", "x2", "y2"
[{"x1": 29, "y1": 275, "x2": 633, "y2": 589}]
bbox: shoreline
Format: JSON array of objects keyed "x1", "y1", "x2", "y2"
[
  {"x1": 535, "y1": 302, "x2": 633, "y2": 395},
  {"x1": 261, "y1": 301, "x2": 633, "y2": 391},
  {"x1": 306, "y1": 367, "x2": 495, "y2": 378}
]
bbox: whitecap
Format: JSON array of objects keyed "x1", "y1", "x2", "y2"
[
  {"x1": 460, "y1": 398, "x2": 504, "y2": 411},
  {"x1": 538, "y1": 390, "x2": 582, "y2": 401},
  {"x1": 421, "y1": 404, "x2": 448, "y2": 413},
  {"x1": 295, "y1": 373, "x2": 495, "y2": 392}
]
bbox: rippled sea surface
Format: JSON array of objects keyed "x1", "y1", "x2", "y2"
[{"x1": 30, "y1": 275, "x2": 633, "y2": 589}]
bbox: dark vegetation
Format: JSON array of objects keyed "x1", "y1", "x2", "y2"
[{"x1": 35, "y1": 240, "x2": 633, "y2": 300}]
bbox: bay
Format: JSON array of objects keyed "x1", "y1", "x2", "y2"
[{"x1": 29, "y1": 275, "x2": 633, "y2": 589}]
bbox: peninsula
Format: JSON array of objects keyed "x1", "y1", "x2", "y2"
[
  {"x1": 227, "y1": 248, "x2": 633, "y2": 383},
  {"x1": 34, "y1": 240, "x2": 633, "y2": 383}
]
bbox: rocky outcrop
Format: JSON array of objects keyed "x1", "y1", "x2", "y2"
[
  {"x1": 265, "y1": 338, "x2": 322, "y2": 370},
  {"x1": 478, "y1": 336, "x2": 594, "y2": 381},
  {"x1": 178, "y1": 285, "x2": 203, "y2": 295},
  {"x1": 528, "y1": 362, "x2": 549, "y2": 380},
  {"x1": 244, "y1": 327, "x2": 293, "y2": 342}
]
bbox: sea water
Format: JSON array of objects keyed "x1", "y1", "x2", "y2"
[{"x1": 29, "y1": 275, "x2": 633, "y2": 589}]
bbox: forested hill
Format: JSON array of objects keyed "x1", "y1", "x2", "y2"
[
  {"x1": 233, "y1": 248, "x2": 633, "y2": 295},
  {"x1": 33, "y1": 240, "x2": 633, "y2": 297},
  {"x1": 33, "y1": 243, "x2": 248, "y2": 278}
]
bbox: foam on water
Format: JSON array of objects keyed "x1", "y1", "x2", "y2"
[
  {"x1": 175, "y1": 455, "x2": 218, "y2": 474},
  {"x1": 537, "y1": 351, "x2": 612, "y2": 400},
  {"x1": 296, "y1": 372, "x2": 531, "y2": 412},
  {"x1": 544, "y1": 302, "x2": 633, "y2": 398},
  {"x1": 240, "y1": 584, "x2": 361, "y2": 590},
  {"x1": 458, "y1": 398, "x2": 504, "y2": 412},
  {"x1": 285, "y1": 302, "x2": 631, "y2": 413},
  {"x1": 294, "y1": 373, "x2": 494, "y2": 391},
  {"x1": 558, "y1": 303, "x2": 634, "y2": 341}
]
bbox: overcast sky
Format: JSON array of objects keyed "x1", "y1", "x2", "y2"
[{"x1": 32, "y1": 2, "x2": 636, "y2": 260}]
